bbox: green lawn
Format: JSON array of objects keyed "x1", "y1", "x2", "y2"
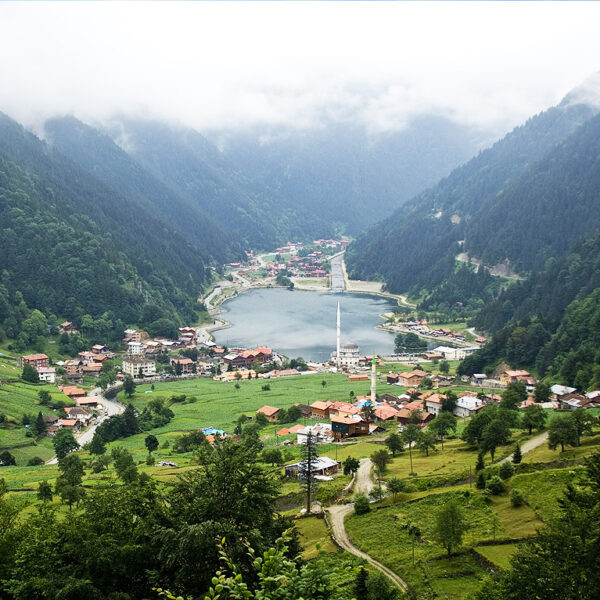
[
  {"x1": 345, "y1": 490, "x2": 495, "y2": 598},
  {"x1": 474, "y1": 544, "x2": 519, "y2": 570},
  {"x1": 295, "y1": 516, "x2": 337, "y2": 559},
  {"x1": 511, "y1": 467, "x2": 584, "y2": 522},
  {"x1": 524, "y1": 429, "x2": 600, "y2": 464}
]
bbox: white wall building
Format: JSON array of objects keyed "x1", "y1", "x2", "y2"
[
  {"x1": 123, "y1": 358, "x2": 156, "y2": 378},
  {"x1": 36, "y1": 367, "x2": 56, "y2": 384},
  {"x1": 453, "y1": 396, "x2": 485, "y2": 418},
  {"x1": 127, "y1": 341, "x2": 143, "y2": 356}
]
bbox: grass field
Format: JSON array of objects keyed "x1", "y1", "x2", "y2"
[
  {"x1": 295, "y1": 516, "x2": 338, "y2": 559},
  {"x1": 523, "y1": 430, "x2": 600, "y2": 464},
  {"x1": 345, "y1": 490, "x2": 496, "y2": 598},
  {"x1": 511, "y1": 467, "x2": 583, "y2": 522},
  {"x1": 474, "y1": 544, "x2": 519, "y2": 570}
]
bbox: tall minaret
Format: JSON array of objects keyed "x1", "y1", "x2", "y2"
[
  {"x1": 336, "y1": 302, "x2": 341, "y2": 369},
  {"x1": 370, "y1": 356, "x2": 377, "y2": 404}
]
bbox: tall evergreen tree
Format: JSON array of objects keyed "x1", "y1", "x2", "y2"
[{"x1": 298, "y1": 431, "x2": 319, "y2": 513}]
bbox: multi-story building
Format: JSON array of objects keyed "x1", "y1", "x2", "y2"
[
  {"x1": 20, "y1": 354, "x2": 49, "y2": 369},
  {"x1": 122, "y1": 357, "x2": 156, "y2": 378}
]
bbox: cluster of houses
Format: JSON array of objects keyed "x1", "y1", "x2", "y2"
[
  {"x1": 124, "y1": 327, "x2": 198, "y2": 357},
  {"x1": 41, "y1": 386, "x2": 102, "y2": 437}
]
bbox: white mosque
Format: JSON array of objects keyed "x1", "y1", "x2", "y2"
[{"x1": 331, "y1": 303, "x2": 360, "y2": 369}]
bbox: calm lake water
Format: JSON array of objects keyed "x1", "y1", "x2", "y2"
[{"x1": 214, "y1": 288, "x2": 398, "y2": 361}]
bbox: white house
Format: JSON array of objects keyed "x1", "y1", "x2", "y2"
[
  {"x1": 36, "y1": 366, "x2": 56, "y2": 384},
  {"x1": 432, "y1": 346, "x2": 477, "y2": 361},
  {"x1": 453, "y1": 396, "x2": 485, "y2": 418},
  {"x1": 122, "y1": 357, "x2": 156, "y2": 378},
  {"x1": 296, "y1": 422, "x2": 333, "y2": 445},
  {"x1": 127, "y1": 341, "x2": 143, "y2": 356}
]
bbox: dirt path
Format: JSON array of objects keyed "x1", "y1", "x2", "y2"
[
  {"x1": 327, "y1": 459, "x2": 408, "y2": 592},
  {"x1": 498, "y1": 431, "x2": 549, "y2": 464}
]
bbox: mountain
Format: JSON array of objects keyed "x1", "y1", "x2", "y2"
[
  {"x1": 43, "y1": 116, "x2": 241, "y2": 262},
  {"x1": 458, "y1": 228, "x2": 600, "y2": 387},
  {"x1": 212, "y1": 116, "x2": 489, "y2": 235},
  {"x1": 345, "y1": 96, "x2": 599, "y2": 296},
  {"x1": 0, "y1": 112, "x2": 238, "y2": 344},
  {"x1": 103, "y1": 118, "x2": 313, "y2": 249}
]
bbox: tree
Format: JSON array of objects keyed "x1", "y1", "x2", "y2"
[
  {"x1": 89, "y1": 431, "x2": 106, "y2": 455},
  {"x1": 498, "y1": 461, "x2": 514, "y2": 480},
  {"x1": 570, "y1": 408, "x2": 595, "y2": 446},
  {"x1": 534, "y1": 381, "x2": 550, "y2": 403},
  {"x1": 287, "y1": 405, "x2": 302, "y2": 422},
  {"x1": 52, "y1": 428, "x2": 79, "y2": 460},
  {"x1": 500, "y1": 381, "x2": 527, "y2": 410},
  {"x1": 385, "y1": 432, "x2": 403, "y2": 456},
  {"x1": 321, "y1": 379, "x2": 327, "y2": 389},
  {"x1": 416, "y1": 427, "x2": 438, "y2": 456},
  {"x1": 360, "y1": 402, "x2": 376, "y2": 425},
  {"x1": 386, "y1": 477, "x2": 405, "y2": 502},
  {"x1": 476, "y1": 452, "x2": 485, "y2": 471},
  {"x1": 370, "y1": 449, "x2": 391, "y2": 478},
  {"x1": 521, "y1": 403, "x2": 547, "y2": 435},
  {"x1": 471, "y1": 453, "x2": 600, "y2": 600},
  {"x1": 261, "y1": 448, "x2": 283, "y2": 466},
  {"x1": 37, "y1": 480, "x2": 53, "y2": 502},
  {"x1": 56, "y1": 453, "x2": 85, "y2": 509},
  {"x1": 441, "y1": 391, "x2": 457, "y2": 413},
  {"x1": 38, "y1": 390, "x2": 51, "y2": 405},
  {"x1": 145, "y1": 434, "x2": 159, "y2": 454},
  {"x1": 123, "y1": 403, "x2": 138, "y2": 436},
  {"x1": 548, "y1": 415, "x2": 578, "y2": 452},
  {"x1": 21, "y1": 363, "x2": 39, "y2": 383},
  {"x1": 255, "y1": 412, "x2": 268, "y2": 426},
  {"x1": 298, "y1": 431, "x2": 319, "y2": 513},
  {"x1": 432, "y1": 499, "x2": 468, "y2": 556},
  {"x1": 111, "y1": 446, "x2": 138, "y2": 483},
  {"x1": 481, "y1": 418, "x2": 511, "y2": 462},
  {"x1": 430, "y1": 411, "x2": 457, "y2": 449},
  {"x1": 0, "y1": 451, "x2": 16, "y2": 466},
  {"x1": 343, "y1": 456, "x2": 360, "y2": 475},
  {"x1": 123, "y1": 375, "x2": 136, "y2": 398},
  {"x1": 277, "y1": 408, "x2": 289, "y2": 423},
  {"x1": 354, "y1": 567, "x2": 369, "y2": 600},
  {"x1": 439, "y1": 360, "x2": 450, "y2": 375},
  {"x1": 512, "y1": 443, "x2": 522, "y2": 464},
  {"x1": 33, "y1": 411, "x2": 46, "y2": 437},
  {"x1": 353, "y1": 493, "x2": 371, "y2": 515},
  {"x1": 402, "y1": 424, "x2": 421, "y2": 475}
]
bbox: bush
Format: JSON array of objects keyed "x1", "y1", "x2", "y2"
[
  {"x1": 498, "y1": 462, "x2": 515, "y2": 480},
  {"x1": 510, "y1": 488, "x2": 525, "y2": 507},
  {"x1": 486, "y1": 475, "x2": 506, "y2": 495},
  {"x1": 476, "y1": 471, "x2": 487, "y2": 490},
  {"x1": 354, "y1": 493, "x2": 371, "y2": 515},
  {"x1": 27, "y1": 456, "x2": 45, "y2": 466},
  {"x1": 146, "y1": 454, "x2": 155, "y2": 466},
  {"x1": 261, "y1": 383, "x2": 271, "y2": 391}
]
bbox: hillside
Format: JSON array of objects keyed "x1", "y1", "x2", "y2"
[
  {"x1": 346, "y1": 99, "x2": 598, "y2": 295},
  {"x1": 0, "y1": 112, "x2": 236, "y2": 344},
  {"x1": 213, "y1": 116, "x2": 488, "y2": 235}
]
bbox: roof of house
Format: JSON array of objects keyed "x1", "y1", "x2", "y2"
[
  {"x1": 76, "y1": 397, "x2": 100, "y2": 405},
  {"x1": 311, "y1": 400, "x2": 332, "y2": 411},
  {"x1": 551, "y1": 384, "x2": 577, "y2": 396},
  {"x1": 374, "y1": 405, "x2": 399, "y2": 420},
  {"x1": 504, "y1": 369, "x2": 531, "y2": 377},
  {"x1": 403, "y1": 400, "x2": 424, "y2": 411},
  {"x1": 329, "y1": 400, "x2": 360, "y2": 414},
  {"x1": 59, "y1": 386, "x2": 85, "y2": 396},
  {"x1": 83, "y1": 363, "x2": 102, "y2": 371},
  {"x1": 22, "y1": 353, "x2": 49, "y2": 361},
  {"x1": 65, "y1": 406, "x2": 91, "y2": 416},
  {"x1": 331, "y1": 415, "x2": 364, "y2": 425},
  {"x1": 58, "y1": 419, "x2": 77, "y2": 427},
  {"x1": 171, "y1": 357, "x2": 194, "y2": 364},
  {"x1": 36, "y1": 367, "x2": 56, "y2": 374},
  {"x1": 397, "y1": 408, "x2": 431, "y2": 421},
  {"x1": 257, "y1": 405, "x2": 279, "y2": 417}
]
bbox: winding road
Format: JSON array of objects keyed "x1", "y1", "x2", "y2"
[
  {"x1": 327, "y1": 459, "x2": 408, "y2": 592},
  {"x1": 498, "y1": 431, "x2": 549, "y2": 464},
  {"x1": 46, "y1": 387, "x2": 124, "y2": 464}
]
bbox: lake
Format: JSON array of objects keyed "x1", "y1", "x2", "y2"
[{"x1": 214, "y1": 288, "x2": 398, "y2": 361}]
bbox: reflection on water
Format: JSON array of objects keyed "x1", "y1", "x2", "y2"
[{"x1": 214, "y1": 288, "x2": 398, "y2": 361}]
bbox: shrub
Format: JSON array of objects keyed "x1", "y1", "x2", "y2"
[
  {"x1": 486, "y1": 475, "x2": 506, "y2": 495},
  {"x1": 510, "y1": 488, "x2": 525, "y2": 507},
  {"x1": 498, "y1": 462, "x2": 515, "y2": 480},
  {"x1": 476, "y1": 471, "x2": 487, "y2": 490},
  {"x1": 27, "y1": 456, "x2": 44, "y2": 466},
  {"x1": 261, "y1": 383, "x2": 271, "y2": 391},
  {"x1": 354, "y1": 493, "x2": 371, "y2": 515}
]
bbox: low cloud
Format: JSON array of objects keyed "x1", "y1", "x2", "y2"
[{"x1": 1, "y1": 2, "x2": 600, "y2": 138}]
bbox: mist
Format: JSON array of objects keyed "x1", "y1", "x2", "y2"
[{"x1": 1, "y1": 1, "x2": 600, "y2": 137}]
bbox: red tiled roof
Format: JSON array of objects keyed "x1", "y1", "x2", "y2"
[{"x1": 257, "y1": 405, "x2": 279, "y2": 417}]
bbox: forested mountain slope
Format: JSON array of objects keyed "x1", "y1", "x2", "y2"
[
  {"x1": 213, "y1": 116, "x2": 488, "y2": 235},
  {"x1": 459, "y1": 229, "x2": 600, "y2": 388},
  {"x1": 104, "y1": 118, "x2": 317, "y2": 248},
  {"x1": 346, "y1": 100, "x2": 598, "y2": 294},
  {"x1": 43, "y1": 116, "x2": 241, "y2": 261},
  {"x1": 0, "y1": 112, "x2": 232, "y2": 343}
]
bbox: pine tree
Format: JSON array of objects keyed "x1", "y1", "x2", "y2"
[
  {"x1": 34, "y1": 411, "x2": 46, "y2": 437},
  {"x1": 298, "y1": 431, "x2": 319, "y2": 513},
  {"x1": 513, "y1": 443, "x2": 522, "y2": 464},
  {"x1": 476, "y1": 452, "x2": 485, "y2": 471},
  {"x1": 89, "y1": 432, "x2": 106, "y2": 455},
  {"x1": 354, "y1": 567, "x2": 369, "y2": 600}
]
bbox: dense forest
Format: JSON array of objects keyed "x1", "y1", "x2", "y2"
[
  {"x1": 346, "y1": 99, "x2": 598, "y2": 297},
  {"x1": 0, "y1": 113, "x2": 232, "y2": 345}
]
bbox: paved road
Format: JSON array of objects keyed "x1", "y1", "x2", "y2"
[
  {"x1": 498, "y1": 431, "x2": 549, "y2": 464},
  {"x1": 327, "y1": 459, "x2": 408, "y2": 592},
  {"x1": 46, "y1": 387, "x2": 124, "y2": 464}
]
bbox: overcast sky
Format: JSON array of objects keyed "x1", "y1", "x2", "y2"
[{"x1": 1, "y1": 1, "x2": 600, "y2": 137}]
